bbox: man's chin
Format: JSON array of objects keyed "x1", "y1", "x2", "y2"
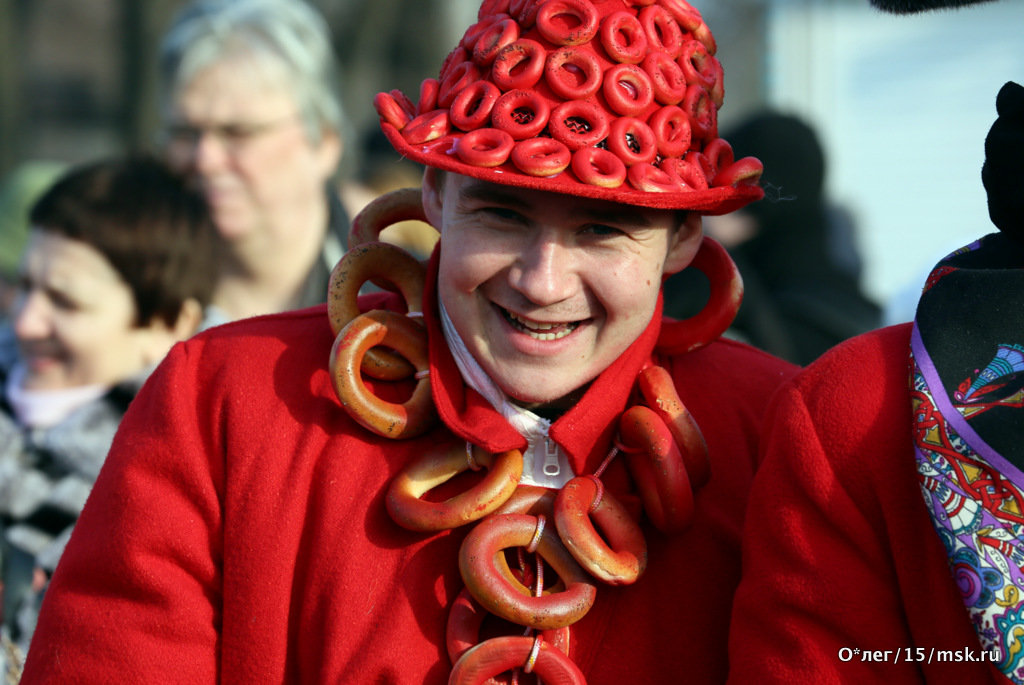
[{"x1": 502, "y1": 379, "x2": 592, "y2": 413}]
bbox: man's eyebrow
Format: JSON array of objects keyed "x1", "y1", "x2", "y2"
[
  {"x1": 457, "y1": 182, "x2": 530, "y2": 209},
  {"x1": 576, "y1": 207, "x2": 654, "y2": 227},
  {"x1": 458, "y1": 181, "x2": 654, "y2": 227}
]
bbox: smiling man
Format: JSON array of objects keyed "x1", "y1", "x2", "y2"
[
  {"x1": 20, "y1": 1, "x2": 796, "y2": 682},
  {"x1": 428, "y1": 172, "x2": 701, "y2": 410}
]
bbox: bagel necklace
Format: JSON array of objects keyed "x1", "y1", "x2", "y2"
[{"x1": 326, "y1": 189, "x2": 741, "y2": 684}]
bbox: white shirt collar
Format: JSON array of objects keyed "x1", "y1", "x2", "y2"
[{"x1": 438, "y1": 302, "x2": 574, "y2": 488}]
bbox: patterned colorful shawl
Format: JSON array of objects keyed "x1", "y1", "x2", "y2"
[{"x1": 912, "y1": 231, "x2": 1024, "y2": 682}]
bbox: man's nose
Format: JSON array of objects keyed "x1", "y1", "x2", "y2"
[{"x1": 508, "y1": 231, "x2": 578, "y2": 306}]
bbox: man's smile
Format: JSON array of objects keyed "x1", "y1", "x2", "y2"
[{"x1": 499, "y1": 306, "x2": 585, "y2": 341}]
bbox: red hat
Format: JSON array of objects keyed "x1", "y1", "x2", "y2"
[{"x1": 376, "y1": 0, "x2": 763, "y2": 214}]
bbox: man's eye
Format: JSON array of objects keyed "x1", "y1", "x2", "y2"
[
  {"x1": 583, "y1": 224, "x2": 623, "y2": 237},
  {"x1": 481, "y1": 207, "x2": 525, "y2": 222}
]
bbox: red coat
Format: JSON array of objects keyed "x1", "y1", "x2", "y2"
[
  {"x1": 727, "y1": 324, "x2": 1005, "y2": 684},
  {"x1": 22, "y1": 291, "x2": 794, "y2": 683}
]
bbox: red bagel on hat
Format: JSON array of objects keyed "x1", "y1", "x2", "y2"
[{"x1": 376, "y1": 0, "x2": 764, "y2": 214}]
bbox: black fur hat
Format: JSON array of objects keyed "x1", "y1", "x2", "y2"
[
  {"x1": 982, "y1": 81, "x2": 1024, "y2": 245},
  {"x1": 869, "y1": 0, "x2": 995, "y2": 13}
]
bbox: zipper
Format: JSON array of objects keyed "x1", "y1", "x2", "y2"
[{"x1": 542, "y1": 436, "x2": 561, "y2": 478}]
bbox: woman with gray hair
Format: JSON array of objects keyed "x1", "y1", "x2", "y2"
[{"x1": 159, "y1": 0, "x2": 348, "y2": 321}]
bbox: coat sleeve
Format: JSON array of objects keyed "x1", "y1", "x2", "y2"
[
  {"x1": 726, "y1": 327, "x2": 1000, "y2": 684},
  {"x1": 20, "y1": 340, "x2": 224, "y2": 682},
  {"x1": 726, "y1": 379, "x2": 926, "y2": 683}
]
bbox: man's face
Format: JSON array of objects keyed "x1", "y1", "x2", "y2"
[{"x1": 423, "y1": 171, "x2": 701, "y2": 408}]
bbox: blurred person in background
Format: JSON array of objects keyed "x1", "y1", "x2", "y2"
[
  {"x1": 159, "y1": 0, "x2": 348, "y2": 322},
  {"x1": 0, "y1": 154, "x2": 216, "y2": 676},
  {"x1": 665, "y1": 111, "x2": 882, "y2": 365}
]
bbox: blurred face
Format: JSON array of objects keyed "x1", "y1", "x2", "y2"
[
  {"x1": 423, "y1": 172, "x2": 701, "y2": 408},
  {"x1": 162, "y1": 54, "x2": 340, "y2": 244},
  {"x1": 11, "y1": 230, "x2": 171, "y2": 391}
]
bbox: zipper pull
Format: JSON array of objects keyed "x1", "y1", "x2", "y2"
[{"x1": 542, "y1": 437, "x2": 561, "y2": 478}]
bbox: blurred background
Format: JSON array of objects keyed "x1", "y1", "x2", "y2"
[{"x1": 0, "y1": 0, "x2": 1022, "y2": 320}]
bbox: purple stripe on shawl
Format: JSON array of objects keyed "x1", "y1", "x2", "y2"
[{"x1": 911, "y1": 323, "x2": 1024, "y2": 482}]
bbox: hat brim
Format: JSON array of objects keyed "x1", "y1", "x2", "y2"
[{"x1": 382, "y1": 122, "x2": 763, "y2": 215}]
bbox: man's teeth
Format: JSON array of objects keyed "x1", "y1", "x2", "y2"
[{"x1": 505, "y1": 311, "x2": 578, "y2": 341}]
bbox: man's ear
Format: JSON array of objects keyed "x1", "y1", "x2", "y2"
[
  {"x1": 421, "y1": 167, "x2": 444, "y2": 229},
  {"x1": 663, "y1": 212, "x2": 703, "y2": 275}
]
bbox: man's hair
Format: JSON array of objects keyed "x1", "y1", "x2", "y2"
[
  {"x1": 29, "y1": 155, "x2": 218, "y2": 328},
  {"x1": 159, "y1": 0, "x2": 345, "y2": 145}
]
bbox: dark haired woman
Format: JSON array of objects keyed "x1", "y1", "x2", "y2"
[{"x1": 0, "y1": 154, "x2": 217, "y2": 671}]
